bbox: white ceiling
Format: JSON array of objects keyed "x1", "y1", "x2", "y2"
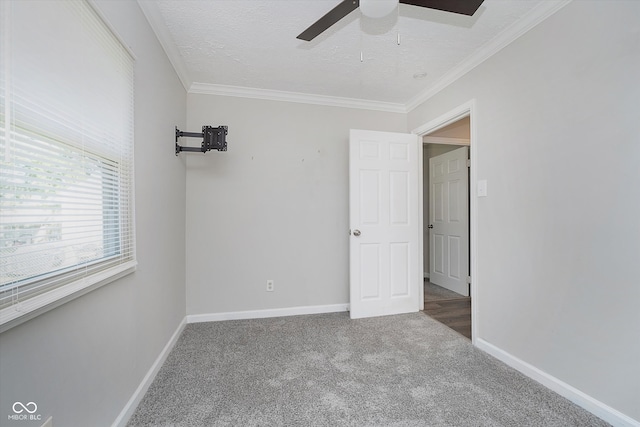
[{"x1": 138, "y1": 0, "x2": 568, "y2": 112}]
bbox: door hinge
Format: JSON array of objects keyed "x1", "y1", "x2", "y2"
[
  {"x1": 466, "y1": 276, "x2": 471, "y2": 284},
  {"x1": 466, "y1": 159, "x2": 471, "y2": 168}
]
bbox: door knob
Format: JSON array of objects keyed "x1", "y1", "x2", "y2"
[
  {"x1": 428, "y1": 224, "x2": 434, "y2": 229},
  {"x1": 353, "y1": 229, "x2": 361, "y2": 236}
]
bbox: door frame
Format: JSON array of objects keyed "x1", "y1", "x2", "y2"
[{"x1": 411, "y1": 99, "x2": 479, "y2": 344}]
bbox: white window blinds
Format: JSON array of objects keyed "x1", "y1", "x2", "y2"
[{"x1": 0, "y1": 0, "x2": 136, "y2": 328}]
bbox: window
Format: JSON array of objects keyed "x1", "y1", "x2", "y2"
[{"x1": 0, "y1": 0, "x2": 135, "y2": 329}]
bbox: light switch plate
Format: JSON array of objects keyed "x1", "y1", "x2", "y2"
[{"x1": 477, "y1": 180, "x2": 488, "y2": 197}]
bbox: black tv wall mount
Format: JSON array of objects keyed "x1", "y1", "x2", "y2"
[{"x1": 175, "y1": 125, "x2": 228, "y2": 155}]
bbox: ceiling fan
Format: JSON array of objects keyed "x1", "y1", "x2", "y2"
[{"x1": 297, "y1": 0, "x2": 485, "y2": 41}]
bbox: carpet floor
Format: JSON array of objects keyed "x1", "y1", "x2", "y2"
[{"x1": 127, "y1": 312, "x2": 608, "y2": 427}]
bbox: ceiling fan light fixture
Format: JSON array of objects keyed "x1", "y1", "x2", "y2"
[{"x1": 360, "y1": 0, "x2": 399, "y2": 19}]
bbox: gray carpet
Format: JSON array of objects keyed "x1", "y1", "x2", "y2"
[{"x1": 127, "y1": 312, "x2": 607, "y2": 426}]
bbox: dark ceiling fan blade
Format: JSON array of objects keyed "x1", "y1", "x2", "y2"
[
  {"x1": 400, "y1": 0, "x2": 484, "y2": 16},
  {"x1": 297, "y1": 0, "x2": 359, "y2": 41}
]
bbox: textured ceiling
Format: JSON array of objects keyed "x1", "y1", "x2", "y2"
[{"x1": 140, "y1": 0, "x2": 555, "y2": 109}]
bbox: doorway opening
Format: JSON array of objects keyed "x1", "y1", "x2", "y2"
[
  {"x1": 424, "y1": 119, "x2": 471, "y2": 339},
  {"x1": 413, "y1": 101, "x2": 477, "y2": 342}
]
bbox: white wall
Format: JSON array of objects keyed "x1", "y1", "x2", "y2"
[
  {"x1": 2, "y1": 0, "x2": 638, "y2": 425},
  {"x1": 409, "y1": 0, "x2": 640, "y2": 421},
  {"x1": 0, "y1": 2, "x2": 187, "y2": 425},
  {"x1": 185, "y1": 95, "x2": 406, "y2": 315}
]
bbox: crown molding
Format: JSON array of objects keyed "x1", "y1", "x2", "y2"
[
  {"x1": 189, "y1": 83, "x2": 408, "y2": 114},
  {"x1": 137, "y1": 0, "x2": 192, "y2": 91},
  {"x1": 137, "y1": 0, "x2": 571, "y2": 114},
  {"x1": 405, "y1": 0, "x2": 573, "y2": 112}
]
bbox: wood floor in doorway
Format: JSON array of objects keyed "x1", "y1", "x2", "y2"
[{"x1": 424, "y1": 280, "x2": 471, "y2": 340}]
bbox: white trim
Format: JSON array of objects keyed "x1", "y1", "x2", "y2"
[
  {"x1": 189, "y1": 83, "x2": 407, "y2": 114},
  {"x1": 412, "y1": 102, "x2": 473, "y2": 136},
  {"x1": 112, "y1": 317, "x2": 187, "y2": 427},
  {"x1": 134, "y1": 0, "x2": 571, "y2": 113},
  {"x1": 0, "y1": 262, "x2": 137, "y2": 333},
  {"x1": 405, "y1": 0, "x2": 573, "y2": 112},
  {"x1": 136, "y1": 0, "x2": 191, "y2": 91},
  {"x1": 468, "y1": 102, "x2": 479, "y2": 343},
  {"x1": 187, "y1": 303, "x2": 349, "y2": 324},
  {"x1": 417, "y1": 139, "x2": 425, "y2": 311},
  {"x1": 87, "y1": 0, "x2": 136, "y2": 60},
  {"x1": 476, "y1": 338, "x2": 640, "y2": 427},
  {"x1": 412, "y1": 99, "x2": 478, "y2": 344},
  {"x1": 422, "y1": 136, "x2": 470, "y2": 146}
]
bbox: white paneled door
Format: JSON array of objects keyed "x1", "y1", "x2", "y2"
[
  {"x1": 429, "y1": 146, "x2": 469, "y2": 296},
  {"x1": 349, "y1": 130, "x2": 421, "y2": 319}
]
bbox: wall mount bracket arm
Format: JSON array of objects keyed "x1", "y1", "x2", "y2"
[{"x1": 175, "y1": 125, "x2": 228, "y2": 155}]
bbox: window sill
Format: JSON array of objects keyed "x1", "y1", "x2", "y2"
[{"x1": 0, "y1": 261, "x2": 137, "y2": 334}]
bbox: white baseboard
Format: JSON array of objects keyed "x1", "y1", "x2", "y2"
[
  {"x1": 113, "y1": 304, "x2": 347, "y2": 425},
  {"x1": 112, "y1": 317, "x2": 187, "y2": 427},
  {"x1": 187, "y1": 303, "x2": 349, "y2": 324},
  {"x1": 476, "y1": 338, "x2": 640, "y2": 427}
]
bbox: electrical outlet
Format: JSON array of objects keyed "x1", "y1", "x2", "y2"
[{"x1": 266, "y1": 280, "x2": 274, "y2": 292}]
